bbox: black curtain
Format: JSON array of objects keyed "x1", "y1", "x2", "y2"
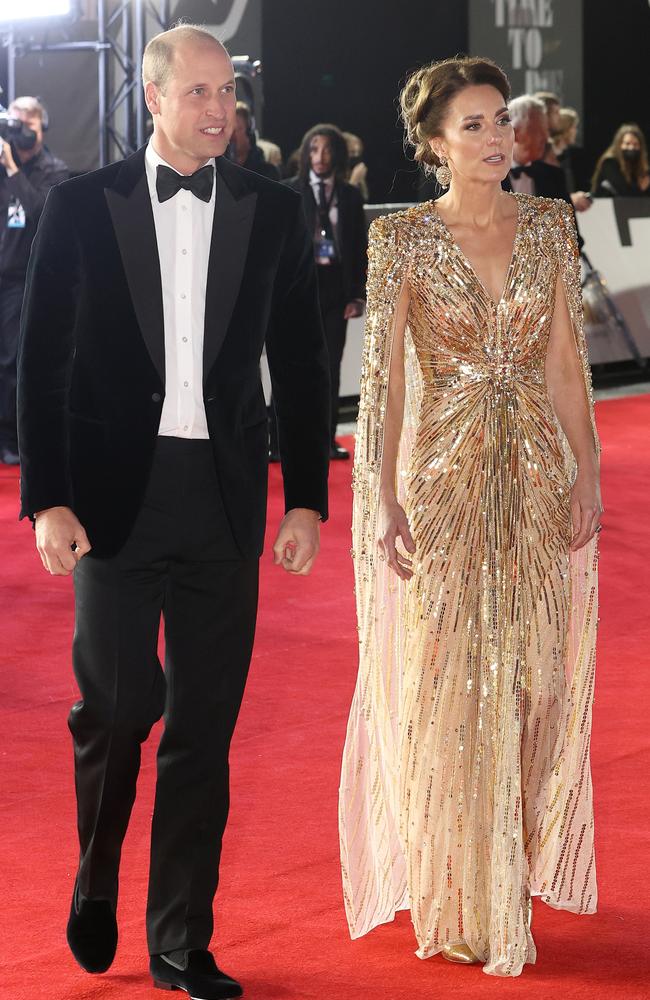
[{"x1": 261, "y1": 0, "x2": 468, "y2": 203}]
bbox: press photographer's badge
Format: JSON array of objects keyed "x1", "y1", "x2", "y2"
[
  {"x1": 7, "y1": 199, "x2": 26, "y2": 229},
  {"x1": 315, "y1": 235, "x2": 336, "y2": 266}
]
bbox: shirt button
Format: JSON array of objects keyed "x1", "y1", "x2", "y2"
[
  {"x1": 183, "y1": 424, "x2": 189, "y2": 431},
  {"x1": 183, "y1": 381, "x2": 189, "y2": 387},
  {"x1": 181, "y1": 205, "x2": 187, "y2": 212},
  {"x1": 182, "y1": 336, "x2": 188, "y2": 343},
  {"x1": 181, "y1": 249, "x2": 188, "y2": 255},
  {"x1": 151, "y1": 392, "x2": 162, "y2": 403},
  {"x1": 180, "y1": 293, "x2": 187, "y2": 300}
]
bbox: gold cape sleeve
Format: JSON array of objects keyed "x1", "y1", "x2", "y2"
[
  {"x1": 528, "y1": 199, "x2": 599, "y2": 914},
  {"x1": 339, "y1": 211, "x2": 422, "y2": 937}
]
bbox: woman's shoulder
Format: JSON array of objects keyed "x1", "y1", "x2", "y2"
[
  {"x1": 515, "y1": 191, "x2": 572, "y2": 225},
  {"x1": 369, "y1": 202, "x2": 436, "y2": 244}
]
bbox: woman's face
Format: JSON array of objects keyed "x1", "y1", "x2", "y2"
[
  {"x1": 620, "y1": 132, "x2": 641, "y2": 152},
  {"x1": 431, "y1": 84, "x2": 514, "y2": 186}
]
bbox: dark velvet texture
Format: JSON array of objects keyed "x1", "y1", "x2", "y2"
[
  {"x1": 17, "y1": 148, "x2": 330, "y2": 558},
  {"x1": 66, "y1": 879, "x2": 118, "y2": 974},
  {"x1": 150, "y1": 950, "x2": 242, "y2": 998}
]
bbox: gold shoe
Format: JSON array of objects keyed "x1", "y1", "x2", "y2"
[{"x1": 441, "y1": 941, "x2": 480, "y2": 964}]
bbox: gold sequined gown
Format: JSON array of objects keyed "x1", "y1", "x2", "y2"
[{"x1": 339, "y1": 195, "x2": 598, "y2": 977}]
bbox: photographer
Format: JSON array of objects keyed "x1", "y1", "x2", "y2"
[{"x1": 0, "y1": 96, "x2": 69, "y2": 465}]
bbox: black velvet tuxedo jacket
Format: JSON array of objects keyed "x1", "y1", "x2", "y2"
[
  {"x1": 284, "y1": 176, "x2": 368, "y2": 303},
  {"x1": 17, "y1": 148, "x2": 330, "y2": 559}
]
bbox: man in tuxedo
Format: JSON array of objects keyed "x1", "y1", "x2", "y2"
[
  {"x1": 17, "y1": 24, "x2": 329, "y2": 1000},
  {"x1": 284, "y1": 124, "x2": 367, "y2": 461},
  {"x1": 507, "y1": 93, "x2": 574, "y2": 203}
]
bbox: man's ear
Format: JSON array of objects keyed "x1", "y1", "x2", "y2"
[{"x1": 144, "y1": 81, "x2": 161, "y2": 116}]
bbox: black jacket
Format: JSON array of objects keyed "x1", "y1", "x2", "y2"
[
  {"x1": 0, "y1": 145, "x2": 69, "y2": 283},
  {"x1": 505, "y1": 161, "x2": 583, "y2": 247},
  {"x1": 284, "y1": 175, "x2": 367, "y2": 303},
  {"x1": 592, "y1": 156, "x2": 650, "y2": 198},
  {"x1": 17, "y1": 148, "x2": 330, "y2": 558}
]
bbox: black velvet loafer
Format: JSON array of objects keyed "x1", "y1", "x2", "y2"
[
  {"x1": 150, "y1": 949, "x2": 243, "y2": 999},
  {"x1": 66, "y1": 878, "x2": 118, "y2": 973}
]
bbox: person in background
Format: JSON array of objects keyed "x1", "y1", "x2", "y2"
[
  {"x1": 0, "y1": 96, "x2": 68, "y2": 465},
  {"x1": 591, "y1": 123, "x2": 650, "y2": 197},
  {"x1": 507, "y1": 95, "x2": 580, "y2": 205},
  {"x1": 283, "y1": 124, "x2": 367, "y2": 460},
  {"x1": 534, "y1": 89, "x2": 562, "y2": 165},
  {"x1": 343, "y1": 131, "x2": 369, "y2": 202},
  {"x1": 257, "y1": 137, "x2": 283, "y2": 172},
  {"x1": 552, "y1": 107, "x2": 592, "y2": 214},
  {"x1": 229, "y1": 101, "x2": 280, "y2": 180}
]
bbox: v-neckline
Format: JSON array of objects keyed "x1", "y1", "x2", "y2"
[{"x1": 433, "y1": 193, "x2": 523, "y2": 309}]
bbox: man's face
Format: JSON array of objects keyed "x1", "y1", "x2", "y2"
[
  {"x1": 145, "y1": 41, "x2": 237, "y2": 171},
  {"x1": 9, "y1": 106, "x2": 44, "y2": 155},
  {"x1": 513, "y1": 110, "x2": 548, "y2": 165},
  {"x1": 309, "y1": 135, "x2": 333, "y2": 177}
]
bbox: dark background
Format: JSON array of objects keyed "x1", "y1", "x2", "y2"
[{"x1": 2, "y1": 0, "x2": 650, "y2": 201}]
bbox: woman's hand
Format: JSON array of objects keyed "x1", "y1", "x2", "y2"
[
  {"x1": 378, "y1": 490, "x2": 416, "y2": 580},
  {"x1": 569, "y1": 466, "x2": 603, "y2": 551}
]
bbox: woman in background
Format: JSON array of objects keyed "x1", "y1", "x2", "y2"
[{"x1": 592, "y1": 123, "x2": 650, "y2": 197}]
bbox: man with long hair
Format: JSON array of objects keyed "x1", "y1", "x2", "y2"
[{"x1": 283, "y1": 124, "x2": 367, "y2": 460}]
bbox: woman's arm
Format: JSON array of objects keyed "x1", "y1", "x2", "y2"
[
  {"x1": 377, "y1": 279, "x2": 416, "y2": 578},
  {"x1": 545, "y1": 274, "x2": 603, "y2": 550}
]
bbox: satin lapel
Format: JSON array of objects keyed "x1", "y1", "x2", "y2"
[
  {"x1": 105, "y1": 172, "x2": 165, "y2": 384},
  {"x1": 203, "y1": 171, "x2": 257, "y2": 382}
]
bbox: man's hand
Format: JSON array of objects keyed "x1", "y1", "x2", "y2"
[
  {"x1": 0, "y1": 140, "x2": 18, "y2": 177},
  {"x1": 272, "y1": 508, "x2": 321, "y2": 575},
  {"x1": 343, "y1": 300, "x2": 364, "y2": 321},
  {"x1": 34, "y1": 506, "x2": 92, "y2": 576},
  {"x1": 571, "y1": 191, "x2": 592, "y2": 213}
]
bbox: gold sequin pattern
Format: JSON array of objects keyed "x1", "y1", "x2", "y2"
[{"x1": 339, "y1": 195, "x2": 599, "y2": 977}]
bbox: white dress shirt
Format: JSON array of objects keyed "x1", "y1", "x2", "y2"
[
  {"x1": 509, "y1": 160, "x2": 535, "y2": 196},
  {"x1": 144, "y1": 141, "x2": 216, "y2": 439},
  {"x1": 309, "y1": 168, "x2": 339, "y2": 248}
]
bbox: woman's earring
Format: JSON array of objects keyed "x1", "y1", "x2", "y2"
[{"x1": 435, "y1": 156, "x2": 452, "y2": 188}]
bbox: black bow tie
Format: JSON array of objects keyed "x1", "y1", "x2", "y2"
[
  {"x1": 510, "y1": 163, "x2": 534, "y2": 179},
  {"x1": 156, "y1": 163, "x2": 214, "y2": 203}
]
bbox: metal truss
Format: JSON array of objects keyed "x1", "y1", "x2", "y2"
[
  {"x1": 3, "y1": 1, "x2": 171, "y2": 167},
  {"x1": 2, "y1": 2, "x2": 261, "y2": 168}
]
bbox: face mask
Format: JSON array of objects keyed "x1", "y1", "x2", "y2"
[
  {"x1": 622, "y1": 147, "x2": 641, "y2": 164},
  {"x1": 13, "y1": 125, "x2": 38, "y2": 152}
]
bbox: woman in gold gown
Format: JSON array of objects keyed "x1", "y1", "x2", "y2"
[{"x1": 339, "y1": 57, "x2": 601, "y2": 978}]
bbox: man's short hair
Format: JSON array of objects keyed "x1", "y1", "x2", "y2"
[
  {"x1": 142, "y1": 23, "x2": 228, "y2": 91},
  {"x1": 508, "y1": 94, "x2": 546, "y2": 129},
  {"x1": 9, "y1": 96, "x2": 46, "y2": 121}
]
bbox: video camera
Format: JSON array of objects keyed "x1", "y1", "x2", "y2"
[{"x1": 0, "y1": 103, "x2": 38, "y2": 151}]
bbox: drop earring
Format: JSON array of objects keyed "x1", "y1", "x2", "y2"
[{"x1": 435, "y1": 156, "x2": 452, "y2": 188}]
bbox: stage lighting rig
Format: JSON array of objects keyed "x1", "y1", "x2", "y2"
[{"x1": 0, "y1": 0, "x2": 76, "y2": 26}]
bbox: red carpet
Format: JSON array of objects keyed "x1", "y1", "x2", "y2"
[{"x1": 1, "y1": 395, "x2": 649, "y2": 999}]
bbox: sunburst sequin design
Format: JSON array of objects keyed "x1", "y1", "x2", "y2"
[{"x1": 340, "y1": 195, "x2": 599, "y2": 978}]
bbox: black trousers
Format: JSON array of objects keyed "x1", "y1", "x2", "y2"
[
  {"x1": 317, "y1": 263, "x2": 348, "y2": 441},
  {"x1": 0, "y1": 278, "x2": 24, "y2": 451},
  {"x1": 70, "y1": 437, "x2": 259, "y2": 955}
]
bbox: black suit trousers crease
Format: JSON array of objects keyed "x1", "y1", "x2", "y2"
[
  {"x1": 70, "y1": 437, "x2": 259, "y2": 955},
  {"x1": 317, "y1": 264, "x2": 348, "y2": 441}
]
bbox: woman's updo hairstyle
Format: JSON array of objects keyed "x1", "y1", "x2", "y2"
[{"x1": 400, "y1": 56, "x2": 511, "y2": 174}]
